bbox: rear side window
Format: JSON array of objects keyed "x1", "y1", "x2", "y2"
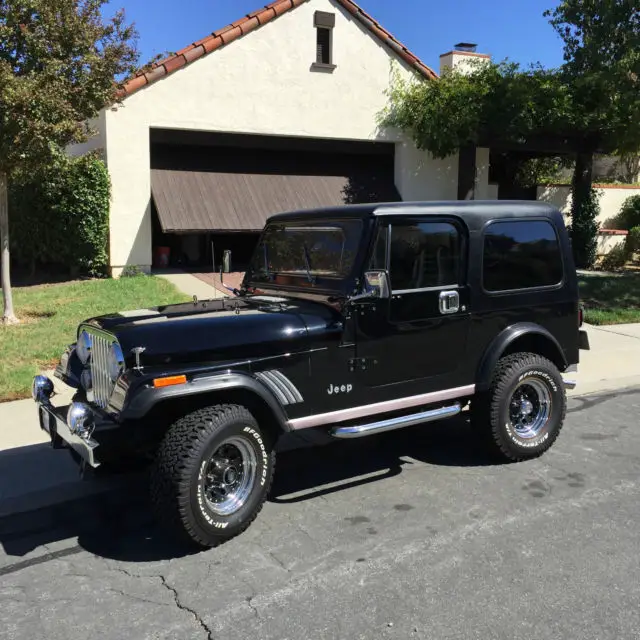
[{"x1": 483, "y1": 220, "x2": 563, "y2": 292}]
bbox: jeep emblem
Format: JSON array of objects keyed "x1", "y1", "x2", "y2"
[{"x1": 327, "y1": 383, "x2": 353, "y2": 395}]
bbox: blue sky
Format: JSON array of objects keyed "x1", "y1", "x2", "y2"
[{"x1": 112, "y1": 0, "x2": 567, "y2": 72}]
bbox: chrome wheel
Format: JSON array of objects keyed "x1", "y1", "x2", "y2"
[
  {"x1": 508, "y1": 378, "x2": 552, "y2": 439},
  {"x1": 202, "y1": 436, "x2": 257, "y2": 516}
]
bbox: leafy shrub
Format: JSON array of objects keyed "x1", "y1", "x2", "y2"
[
  {"x1": 570, "y1": 187, "x2": 600, "y2": 269},
  {"x1": 612, "y1": 194, "x2": 640, "y2": 231},
  {"x1": 625, "y1": 226, "x2": 640, "y2": 257},
  {"x1": 9, "y1": 151, "x2": 110, "y2": 277},
  {"x1": 600, "y1": 245, "x2": 628, "y2": 272},
  {"x1": 121, "y1": 265, "x2": 145, "y2": 278}
]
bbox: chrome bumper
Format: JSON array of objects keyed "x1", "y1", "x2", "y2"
[
  {"x1": 37, "y1": 402, "x2": 101, "y2": 468},
  {"x1": 563, "y1": 364, "x2": 578, "y2": 390}
]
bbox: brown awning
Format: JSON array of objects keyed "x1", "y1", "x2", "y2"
[{"x1": 151, "y1": 168, "x2": 400, "y2": 233}]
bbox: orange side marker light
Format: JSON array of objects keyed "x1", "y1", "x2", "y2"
[{"x1": 153, "y1": 375, "x2": 187, "y2": 388}]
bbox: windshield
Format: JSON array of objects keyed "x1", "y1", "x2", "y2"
[{"x1": 246, "y1": 218, "x2": 363, "y2": 287}]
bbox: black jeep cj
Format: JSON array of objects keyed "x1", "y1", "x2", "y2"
[{"x1": 32, "y1": 200, "x2": 589, "y2": 547}]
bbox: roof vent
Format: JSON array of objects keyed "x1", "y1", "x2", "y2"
[{"x1": 454, "y1": 42, "x2": 477, "y2": 53}]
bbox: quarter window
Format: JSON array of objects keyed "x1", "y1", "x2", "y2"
[
  {"x1": 483, "y1": 220, "x2": 563, "y2": 292},
  {"x1": 389, "y1": 221, "x2": 461, "y2": 291},
  {"x1": 369, "y1": 224, "x2": 388, "y2": 270}
]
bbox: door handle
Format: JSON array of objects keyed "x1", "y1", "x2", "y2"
[{"x1": 439, "y1": 290, "x2": 459, "y2": 315}]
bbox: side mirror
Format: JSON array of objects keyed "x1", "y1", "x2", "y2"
[{"x1": 350, "y1": 270, "x2": 390, "y2": 302}]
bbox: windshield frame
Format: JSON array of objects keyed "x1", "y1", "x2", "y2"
[{"x1": 243, "y1": 215, "x2": 370, "y2": 294}]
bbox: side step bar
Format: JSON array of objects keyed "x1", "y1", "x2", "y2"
[{"x1": 331, "y1": 404, "x2": 461, "y2": 439}]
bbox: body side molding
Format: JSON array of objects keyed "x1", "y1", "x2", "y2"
[{"x1": 289, "y1": 384, "x2": 475, "y2": 430}]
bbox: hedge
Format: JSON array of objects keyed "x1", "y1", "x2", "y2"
[
  {"x1": 615, "y1": 194, "x2": 640, "y2": 231},
  {"x1": 9, "y1": 152, "x2": 110, "y2": 277}
]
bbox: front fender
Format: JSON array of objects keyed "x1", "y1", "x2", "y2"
[
  {"x1": 121, "y1": 371, "x2": 291, "y2": 430},
  {"x1": 476, "y1": 323, "x2": 568, "y2": 392}
]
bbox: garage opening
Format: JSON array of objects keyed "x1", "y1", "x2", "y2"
[{"x1": 150, "y1": 130, "x2": 400, "y2": 274}]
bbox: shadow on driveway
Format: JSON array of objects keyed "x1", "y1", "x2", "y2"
[{"x1": 0, "y1": 415, "x2": 496, "y2": 568}]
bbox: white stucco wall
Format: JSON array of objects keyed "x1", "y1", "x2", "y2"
[
  {"x1": 537, "y1": 184, "x2": 640, "y2": 227},
  {"x1": 439, "y1": 51, "x2": 490, "y2": 76},
  {"x1": 394, "y1": 138, "x2": 458, "y2": 201},
  {"x1": 103, "y1": 0, "x2": 456, "y2": 274},
  {"x1": 596, "y1": 232, "x2": 627, "y2": 256}
]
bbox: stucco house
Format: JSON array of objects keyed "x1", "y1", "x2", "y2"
[{"x1": 70, "y1": 0, "x2": 504, "y2": 276}]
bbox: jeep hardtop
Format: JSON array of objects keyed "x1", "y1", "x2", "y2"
[{"x1": 32, "y1": 200, "x2": 589, "y2": 547}]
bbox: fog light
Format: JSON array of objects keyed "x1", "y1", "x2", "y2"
[
  {"x1": 32, "y1": 375, "x2": 54, "y2": 403},
  {"x1": 67, "y1": 402, "x2": 94, "y2": 440}
]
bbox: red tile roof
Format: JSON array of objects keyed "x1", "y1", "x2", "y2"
[{"x1": 118, "y1": 0, "x2": 437, "y2": 98}]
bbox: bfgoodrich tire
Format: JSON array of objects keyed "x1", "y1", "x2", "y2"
[
  {"x1": 150, "y1": 404, "x2": 275, "y2": 548},
  {"x1": 472, "y1": 352, "x2": 566, "y2": 462}
]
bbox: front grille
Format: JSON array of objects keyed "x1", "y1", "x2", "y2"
[{"x1": 88, "y1": 330, "x2": 117, "y2": 409}]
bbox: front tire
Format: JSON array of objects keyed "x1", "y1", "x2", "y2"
[
  {"x1": 472, "y1": 352, "x2": 566, "y2": 462},
  {"x1": 150, "y1": 404, "x2": 275, "y2": 548}
]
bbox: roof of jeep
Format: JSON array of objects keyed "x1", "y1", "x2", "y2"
[{"x1": 266, "y1": 200, "x2": 561, "y2": 225}]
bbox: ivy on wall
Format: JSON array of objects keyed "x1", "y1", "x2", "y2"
[{"x1": 9, "y1": 151, "x2": 110, "y2": 277}]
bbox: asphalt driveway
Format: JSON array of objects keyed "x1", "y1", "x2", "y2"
[{"x1": 1, "y1": 388, "x2": 639, "y2": 640}]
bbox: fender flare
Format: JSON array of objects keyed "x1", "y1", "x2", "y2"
[
  {"x1": 476, "y1": 323, "x2": 568, "y2": 392},
  {"x1": 122, "y1": 371, "x2": 292, "y2": 431}
]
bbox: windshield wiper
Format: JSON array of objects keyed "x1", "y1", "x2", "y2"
[
  {"x1": 262, "y1": 243, "x2": 274, "y2": 281},
  {"x1": 302, "y1": 242, "x2": 316, "y2": 284}
]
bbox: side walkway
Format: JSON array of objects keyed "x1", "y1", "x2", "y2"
[
  {"x1": 153, "y1": 269, "x2": 227, "y2": 300},
  {"x1": 573, "y1": 323, "x2": 640, "y2": 395}
]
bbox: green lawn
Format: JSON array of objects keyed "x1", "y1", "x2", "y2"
[
  {"x1": 0, "y1": 275, "x2": 189, "y2": 402},
  {"x1": 579, "y1": 273, "x2": 640, "y2": 325}
]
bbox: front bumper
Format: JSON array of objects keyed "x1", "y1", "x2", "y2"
[{"x1": 37, "y1": 401, "x2": 101, "y2": 468}]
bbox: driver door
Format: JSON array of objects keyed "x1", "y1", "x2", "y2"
[{"x1": 356, "y1": 216, "x2": 471, "y2": 394}]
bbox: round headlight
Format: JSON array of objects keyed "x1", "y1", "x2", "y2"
[
  {"x1": 77, "y1": 330, "x2": 92, "y2": 364},
  {"x1": 107, "y1": 343, "x2": 125, "y2": 382},
  {"x1": 32, "y1": 375, "x2": 54, "y2": 402}
]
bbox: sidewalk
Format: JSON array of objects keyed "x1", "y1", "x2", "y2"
[
  {"x1": 153, "y1": 268, "x2": 227, "y2": 300},
  {"x1": 570, "y1": 322, "x2": 640, "y2": 395},
  {"x1": 1, "y1": 322, "x2": 639, "y2": 518}
]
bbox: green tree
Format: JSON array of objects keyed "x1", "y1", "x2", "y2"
[
  {"x1": 547, "y1": 0, "x2": 639, "y2": 267},
  {"x1": 0, "y1": 0, "x2": 138, "y2": 323},
  {"x1": 381, "y1": 0, "x2": 640, "y2": 269}
]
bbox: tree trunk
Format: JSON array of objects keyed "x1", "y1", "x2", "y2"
[
  {"x1": 0, "y1": 172, "x2": 18, "y2": 324},
  {"x1": 572, "y1": 152, "x2": 593, "y2": 210}
]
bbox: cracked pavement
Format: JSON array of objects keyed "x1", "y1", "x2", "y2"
[{"x1": 1, "y1": 388, "x2": 640, "y2": 639}]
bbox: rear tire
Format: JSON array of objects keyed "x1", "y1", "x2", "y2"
[
  {"x1": 472, "y1": 352, "x2": 566, "y2": 462},
  {"x1": 150, "y1": 404, "x2": 275, "y2": 548}
]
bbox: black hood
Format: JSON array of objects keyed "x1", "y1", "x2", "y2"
[{"x1": 82, "y1": 294, "x2": 344, "y2": 368}]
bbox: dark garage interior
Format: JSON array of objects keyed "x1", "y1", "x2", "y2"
[{"x1": 149, "y1": 129, "x2": 401, "y2": 272}]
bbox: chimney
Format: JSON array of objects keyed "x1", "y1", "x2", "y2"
[{"x1": 439, "y1": 42, "x2": 490, "y2": 76}]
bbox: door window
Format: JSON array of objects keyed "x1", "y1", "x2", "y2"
[{"x1": 388, "y1": 221, "x2": 461, "y2": 292}]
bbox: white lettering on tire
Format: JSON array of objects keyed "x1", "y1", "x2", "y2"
[
  {"x1": 195, "y1": 425, "x2": 269, "y2": 527},
  {"x1": 197, "y1": 460, "x2": 228, "y2": 527},
  {"x1": 244, "y1": 426, "x2": 269, "y2": 486},
  {"x1": 505, "y1": 424, "x2": 550, "y2": 447},
  {"x1": 518, "y1": 370, "x2": 558, "y2": 392}
]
